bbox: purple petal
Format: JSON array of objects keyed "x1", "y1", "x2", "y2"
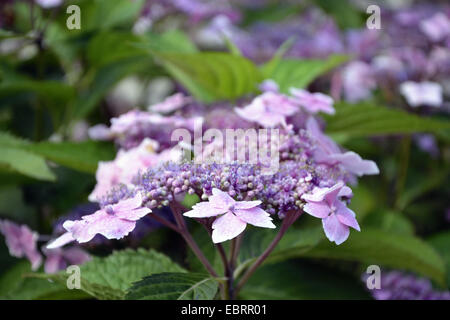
[
  {"x1": 328, "y1": 151, "x2": 379, "y2": 176},
  {"x1": 322, "y1": 214, "x2": 350, "y2": 245},
  {"x1": 336, "y1": 202, "x2": 361, "y2": 231},
  {"x1": 63, "y1": 211, "x2": 136, "y2": 243},
  {"x1": 46, "y1": 232, "x2": 75, "y2": 249},
  {"x1": 63, "y1": 247, "x2": 91, "y2": 266},
  {"x1": 233, "y1": 200, "x2": 262, "y2": 210},
  {"x1": 43, "y1": 250, "x2": 65, "y2": 274},
  {"x1": 210, "y1": 188, "x2": 235, "y2": 209},
  {"x1": 234, "y1": 207, "x2": 276, "y2": 228},
  {"x1": 211, "y1": 212, "x2": 247, "y2": 243},
  {"x1": 184, "y1": 201, "x2": 225, "y2": 218},
  {"x1": 112, "y1": 193, "x2": 143, "y2": 212},
  {"x1": 303, "y1": 202, "x2": 331, "y2": 219}
]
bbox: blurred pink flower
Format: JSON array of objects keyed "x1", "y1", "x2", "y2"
[
  {"x1": 149, "y1": 93, "x2": 191, "y2": 113},
  {"x1": 35, "y1": 0, "x2": 62, "y2": 9},
  {"x1": 0, "y1": 220, "x2": 42, "y2": 270},
  {"x1": 290, "y1": 88, "x2": 335, "y2": 115},
  {"x1": 342, "y1": 61, "x2": 376, "y2": 103},
  {"x1": 399, "y1": 81, "x2": 443, "y2": 108},
  {"x1": 43, "y1": 247, "x2": 91, "y2": 274},
  {"x1": 420, "y1": 13, "x2": 450, "y2": 42},
  {"x1": 302, "y1": 182, "x2": 360, "y2": 245},
  {"x1": 184, "y1": 188, "x2": 275, "y2": 243},
  {"x1": 259, "y1": 79, "x2": 279, "y2": 93},
  {"x1": 62, "y1": 193, "x2": 151, "y2": 244}
]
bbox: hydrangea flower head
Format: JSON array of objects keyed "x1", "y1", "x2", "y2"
[
  {"x1": 62, "y1": 194, "x2": 151, "y2": 244},
  {"x1": 0, "y1": 220, "x2": 42, "y2": 270},
  {"x1": 234, "y1": 91, "x2": 298, "y2": 127},
  {"x1": 290, "y1": 88, "x2": 335, "y2": 115},
  {"x1": 302, "y1": 182, "x2": 360, "y2": 245},
  {"x1": 184, "y1": 188, "x2": 275, "y2": 243},
  {"x1": 89, "y1": 138, "x2": 181, "y2": 202}
]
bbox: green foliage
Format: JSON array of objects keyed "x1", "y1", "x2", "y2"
[
  {"x1": 261, "y1": 55, "x2": 348, "y2": 93},
  {"x1": 301, "y1": 228, "x2": 446, "y2": 286},
  {"x1": 239, "y1": 260, "x2": 370, "y2": 300},
  {"x1": 33, "y1": 249, "x2": 186, "y2": 300},
  {"x1": 428, "y1": 232, "x2": 450, "y2": 288},
  {"x1": 0, "y1": 261, "x2": 87, "y2": 300},
  {"x1": 325, "y1": 102, "x2": 450, "y2": 137},
  {"x1": 126, "y1": 273, "x2": 219, "y2": 300},
  {"x1": 152, "y1": 51, "x2": 262, "y2": 102},
  {"x1": 0, "y1": 131, "x2": 114, "y2": 180},
  {"x1": 26, "y1": 140, "x2": 115, "y2": 174},
  {"x1": 0, "y1": 147, "x2": 56, "y2": 181},
  {"x1": 363, "y1": 211, "x2": 415, "y2": 236}
]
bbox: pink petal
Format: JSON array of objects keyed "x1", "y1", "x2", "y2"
[
  {"x1": 303, "y1": 202, "x2": 331, "y2": 219},
  {"x1": 302, "y1": 182, "x2": 344, "y2": 206},
  {"x1": 210, "y1": 188, "x2": 235, "y2": 209},
  {"x1": 322, "y1": 214, "x2": 350, "y2": 245},
  {"x1": 63, "y1": 211, "x2": 136, "y2": 243},
  {"x1": 116, "y1": 207, "x2": 151, "y2": 221},
  {"x1": 46, "y1": 232, "x2": 75, "y2": 249},
  {"x1": 328, "y1": 151, "x2": 379, "y2": 176},
  {"x1": 211, "y1": 212, "x2": 247, "y2": 243},
  {"x1": 234, "y1": 207, "x2": 276, "y2": 228},
  {"x1": 233, "y1": 200, "x2": 262, "y2": 210},
  {"x1": 184, "y1": 202, "x2": 225, "y2": 218},
  {"x1": 336, "y1": 202, "x2": 361, "y2": 231},
  {"x1": 113, "y1": 192, "x2": 146, "y2": 211}
]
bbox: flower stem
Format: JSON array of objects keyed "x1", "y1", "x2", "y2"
[
  {"x1": 234, "y1": 210, "x2": 301, "y2": 296},
  {"x1": 169, "y1": 203, "x2": 218, "y2": 278},
  {"x1": 149, "y1": 214, "x2": 180, "y2": 233}
]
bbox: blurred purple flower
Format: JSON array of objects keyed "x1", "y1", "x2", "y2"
[{"x1": 0, "y1": 220, "x2": 42, "y2": 270}]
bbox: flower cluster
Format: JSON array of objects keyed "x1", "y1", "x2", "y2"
[{"x1": 54, "y1": 85, "x2": 379, "y2": 247}]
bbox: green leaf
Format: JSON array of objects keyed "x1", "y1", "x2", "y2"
[
  {"x1": 72, "y1": 56, "x2": 153, "y2": 119},
  {"x1": 301, "y1": 228, "x2": 446, "y2": 286},
  {"x1": 152, "y1": 52, "x2": 261, "y2": 102},
  {"x1": 0, "y1": 131, "x2": 114, "y2": 176},
  {"x1": 0, "y1": 147, "x2": 56, "y2": 181},
  {"x1": 236, "y1": 226, "x2": 324, "y2": 275},
  {"x1": 142, "y1": 30, "x2": 198, "y2": 54},
  {"x1": 87, "y1": 32, "x2": 148, "y2": 67},
  {"x1": 33, "y1": 249, "x2": 186, "y2": 300},
  {"x1": 325, "y1": 102, "x2": 450, "y2": 137},
  {"x1": 428, "y1": 231, "x2": 450, "y2": 288},
  {"x1": 239, "y1": 261, "x2": 370, "y2": 300},
  {"x1": 363, "y1": 210, "x2": 415, "y2": 236},
  {"x1": 315, "y1": 0, "x2": 365, "y2": 29},
  {"x1": 76, "y1": 0, "x2": 146, "y2": 32},
  {"x1": 261, "y1": 55, "x2": 348, "y2": 93},
  {"x1": 125, "y1": 273, "x2": 218, "y2": 300},
  {"x1": 25, "y1": 140, "x2": 115, "y2": 174},
  {"x1": 0, "y1": 262, "x2": 87, "y2": 300}
]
